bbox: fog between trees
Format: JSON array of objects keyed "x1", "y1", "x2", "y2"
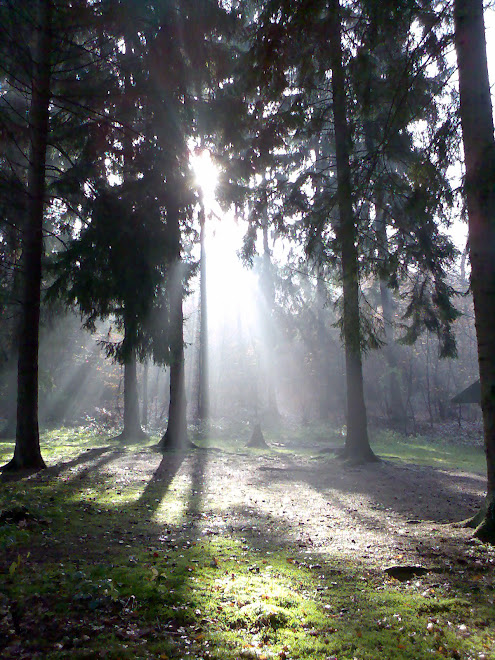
[{"x1": 0, "y1": 0, "x2": 494, "y2": 537}]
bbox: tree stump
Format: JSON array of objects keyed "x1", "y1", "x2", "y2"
[{"x1": 247, "y1": 422, "x2": 269, "y2": 448}]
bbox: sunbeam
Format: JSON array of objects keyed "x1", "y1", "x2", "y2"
[{"x1": 189, "y1": 151, "x2": 267, "y2": 424}]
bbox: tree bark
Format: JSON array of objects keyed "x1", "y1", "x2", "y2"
[
  {"x1": 115, "y1": 314, "x2": 146, "y2": 440},
  {"x1": 195, "y1": 202, "x2": 208, "y2": 425},
  {"x1": 373, "y1": 199, "x2": 406, "y2": 426},
  {"x1": 329, "y1": 0, "x2": 376, "y2": 462},
  {"x1": 454, "y1": 0, "x2": 495, "y2": 541},
  {"x1": 161, "y1": 197, "x2": 188, "y2": 450},
  {"x1": 121, "y1": 347, "x2": 146, "y2": 439},
  {"x1": 142, "y1": 359, "x2": 149, "y2": 428},
  {"x1": 3, "y1": 0, "x2": 52, "y2": 471}
]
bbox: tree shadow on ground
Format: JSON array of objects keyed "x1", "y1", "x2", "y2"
[
  {"x1": 2, "y1": 443, "x2": 495, "y2": 659},
  {"x1": 252, "y1": 455, "x2": 484, "y2": 524},
  {"x1": 0, "y1": 446, "x2": 118, "y2": 484},
  {"x1": 232, "y1": 451, "x2": 490, "y2": 571}
]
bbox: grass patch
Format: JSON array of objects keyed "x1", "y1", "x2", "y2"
[
  {"x1": 0, "y1": 425, "x2": 160, "y2": 468},
  {"x1": 373, "y1": 429, "x2": 486, "y2": 475},
  {"x1": 2, "y1": 515, "x2": 494, "y2": 659}
]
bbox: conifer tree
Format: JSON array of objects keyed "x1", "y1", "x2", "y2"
[
  {"x1": 3, "y1": 0, "x2": 53, "y2": 470},
  {"x1": 235, "y1": 0, "x2": 460, "y2": 460},
  {"x1": 0, "y1": 0, "x2": 131, "y2": 469},
  {"x1": 352, "y1": 0, "x2": 460, "y2": 423}
]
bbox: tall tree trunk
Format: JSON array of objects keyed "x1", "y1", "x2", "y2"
[
  {"x1": 316, "y1": 263, "x2": 331, "y2": 421},
  {"x1": 161, "y1": 198, "x2": 187, "y2": 450},
  {"x1": 142, "y1": 360, "x2": 149, "y2": 429},
  {"x1": 455, "y1": 0, "x2": 495, "y2": 540},
  {"x1": 261, "y1": 220, "x2": 279, "y2": 419},
  {"x1": 329, "y1": 0, "x2": 376, "y2": 462},
  {"x1": 122, "y1": 353, "x2": 146, "y2": 439},
  {"x1": 195, "y1": 202, "x2": 208, "y2": 425},
  {"x1": 3, "y1": 0, "x2": 52, "y2": 471},
  {"x1": 117, "y1": 315, "x2": 146, "y2": 439},
  {"x1": 123, "y1": 350, "x2": 141, "y2": 434},
  {"x1": 374, "y1": 201, "x2": 406, "y2": 426},
  {"x1": 117, "y1": 47, "x2": 146, "y2": 442}
]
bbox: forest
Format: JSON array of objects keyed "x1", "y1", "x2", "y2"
[{"x1": 1, "y1": 0, "x2": 495, "y2": 658}]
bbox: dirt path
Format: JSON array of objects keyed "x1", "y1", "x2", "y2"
[{"x1": 57, "y1": 445, "x2": 488, "y2": 570}]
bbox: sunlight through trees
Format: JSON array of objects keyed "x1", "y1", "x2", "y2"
[{"x1": 0, "y1": 0, "x2": 494, "y2": 540}]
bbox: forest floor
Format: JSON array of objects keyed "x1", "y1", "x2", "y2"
[{"x1": 1, "y1": 421, "x2": 494, "y2": 659}]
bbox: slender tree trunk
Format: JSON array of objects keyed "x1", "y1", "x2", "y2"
[
  {"x1": 455, "y1": 0, "x2": 495, "y2": 540},
  {"x1": 373, "y1": 201, "x2": 406, "y2": 425},
  {"x1": 161, "y1": 198, "x2": 187, "y2": 450},
  {"x1": 312, "y1": 143, "x2": 333, "y2": 422},
  {"x1": 3, "y1": 0, "x2": 52, "y2": 471},
  {"x1": 425, "y1": 334, "x2": 434, "y2": 428},
  {"x1": 142, "y1": 360, "x2": 149, "y2": 428},
  {"x1": 261, "y1": 221, "x2": 279, "y2": 420},
  {"x1": 195, "y1": 202, "x2": 208, "y2": 425},
  {"x1": 329, "y1": 0, "x2": 376, "y2": 462},
  {"x1": 379, "y1": 278, "x2": 405, "y2": 419},
  {"x1": 316, "y1": 263, "x2": 331, "y2": 421}
]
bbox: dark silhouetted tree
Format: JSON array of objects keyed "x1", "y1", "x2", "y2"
[{"x1": 454, "y1": 0, "x2": 495, "y2": 541}]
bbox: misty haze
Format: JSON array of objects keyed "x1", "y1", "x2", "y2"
[{"x1": 1, "y1": 1, "x2": 495, "y2": 659}]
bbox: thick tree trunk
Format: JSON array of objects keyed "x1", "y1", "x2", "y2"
[
  {"x1": 455, "y1": 0, "x2": 495, "y2": 541},
  {"x1": 116, "y1": 310, "x2": 147, "y2": 440},
  {"x1": 161, "y1": 269, "x2": 187, "y2": 449},
  {"x1": 3, "y1": 0, "x2": 52, "y2": 472},
  {"x1": 121, "y1": 349, "x2": 146, "y2": 439},
  {"x1": 329, "y1": 0, "x2": 376, "y2": 462}
]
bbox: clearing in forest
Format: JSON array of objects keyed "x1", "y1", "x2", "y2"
[{"x1": 1, "y1": 424, "x2": 494, "y2": 659}]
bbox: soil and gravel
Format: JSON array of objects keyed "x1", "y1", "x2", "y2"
[{"x1": 30, "y1": 438, "x2": 488, "y2": 571}]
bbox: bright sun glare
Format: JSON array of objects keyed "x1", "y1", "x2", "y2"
[
  {"x1": 189, "y1": 146, "x2": 258, "y2": 307},
  {"x1": 190, "y1": 149, "x2": 218, "y2": 212},
  {"x1": 189, "y1": 149, "x2": 261, "y2": 411}
]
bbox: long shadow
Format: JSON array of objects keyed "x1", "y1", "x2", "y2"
[
  {"x1": 131, "y1": 442, "x2": 209, "y2": 528},
  {"x1": 3, "y1": 442, "x2": 495, "y2": 660},
  {"x1": 239, "y1": 452, "x2": 489, "y2": 570},
  {"x1": 134, "y1": 449, "x2": 188, "y2": 515},
  {"x1": 253, "y1": 455, "x2": 485, "y2": 524},
  {"x1": 0, "y1": 446, "x2": 116, "y2": 485},
  {"x1": 145, "y1": 449, "x2": 495, "y2": 655}
]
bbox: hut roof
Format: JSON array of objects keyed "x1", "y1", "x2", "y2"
[{"x1": 451, "y1": 379, "x2": 481, "y2": 404}]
